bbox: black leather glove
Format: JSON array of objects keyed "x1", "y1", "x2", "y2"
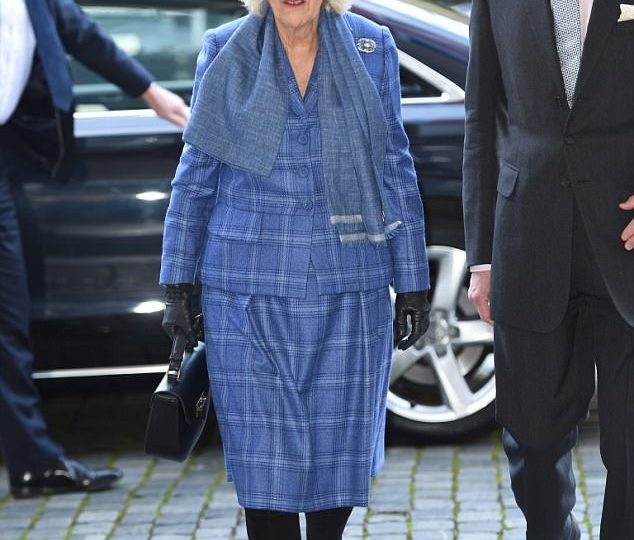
[
  {"x1": 162, "y1": 283, "x2": 196, "y2": 350},
  {"x1": 394, "y1": 290, "x2": 431, "y2": 350}
]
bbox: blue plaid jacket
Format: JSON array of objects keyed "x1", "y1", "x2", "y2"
[{"x1": 160, "y1": 13, "x2": 429, "y2": 297}]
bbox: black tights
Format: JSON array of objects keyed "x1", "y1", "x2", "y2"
[{"x1": 244, "y1": 506, "x2": 353, "y2": 540}]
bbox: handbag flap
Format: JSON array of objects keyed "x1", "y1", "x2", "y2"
[{"x1": 151, "y1": 343, "x2": 209, "y2": 424}]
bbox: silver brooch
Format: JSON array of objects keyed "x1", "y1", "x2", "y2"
[{"x1": 356, "y1": 38, "x2": 376, "y2": 54}]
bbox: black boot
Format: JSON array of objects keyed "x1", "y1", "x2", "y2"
[
  {"x1": 244, "y1": 508, "x2": 301, "y2": 540},
  {"x1": 305, "y1": 507, "x2": 353, "y2": 540}
]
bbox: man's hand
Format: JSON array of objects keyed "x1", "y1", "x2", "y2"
[
  {"x1": 619, "y1": 195, "x2": 634, "y2": 251},
  {"x1": 468, "y1": 269, "x2": 493, "y2": 324},
  {"x1": 141, "y1": 82, "x2": 190, "y2": 128},
  {"x1": 394, "y1": 291, "x2": 431, "y2": 350}
]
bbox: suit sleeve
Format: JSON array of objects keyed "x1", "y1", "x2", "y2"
[
  {"x1": 381, "y1": 28, "x2": 430, "y2": 293},
  {"x1": 462, "y1": 0, "x2": 506, "y2": 267},
  {"x1": 52, "y1": 0, "x2": 153, "y2": 97},
  {"x1": 159, "y1": 32, "x2": 220, "y2": 286}
]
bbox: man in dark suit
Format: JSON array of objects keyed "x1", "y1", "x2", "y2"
[
  {"x1": 463, "y1": 0, "x2": 634, "y2": 538},
  {"x1": 0, "y1": 0, "x2": 189, "y2": 498}
]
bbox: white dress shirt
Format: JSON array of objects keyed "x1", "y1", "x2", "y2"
[
  {"x1": 0, "y1": 0, "x2": 36, "y2": 124},
  {"x1": 580, "y1": 0, "x2": 594, "y2": 44}
]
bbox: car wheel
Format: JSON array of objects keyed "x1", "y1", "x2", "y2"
[{"x1": 387, "y1": 245, "x2": 496, "y2": 439}]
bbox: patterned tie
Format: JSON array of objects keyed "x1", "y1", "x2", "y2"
[
  {"x1": 550, "y1": 0, "x2": 583, "y2": 107},
  {"x1": 23, "y1": 0, "x2": 74, "y2": 112}
]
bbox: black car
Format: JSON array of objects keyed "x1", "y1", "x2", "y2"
[{"x1": 26, "y1": 0, "x2": 493, "y2": 439}]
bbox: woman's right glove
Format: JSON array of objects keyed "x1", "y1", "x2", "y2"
[{"x1": 162, "y1": 283, "x2": 197, "y2": 352}]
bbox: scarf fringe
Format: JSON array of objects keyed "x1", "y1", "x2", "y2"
[{"x1": 338, "y1": 220, "x2": 402, "y2": 246}]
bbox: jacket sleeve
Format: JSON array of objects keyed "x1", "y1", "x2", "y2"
[
  {"x1": 381, "y1": 28, "x2": 430, "y2": 293},
  {"x1": 52, "y1": 0, "x2": 153, "y2": 97},
  {"x1": 159, "y1": 32, "x2": 220, "y2": 286},
  {"x1": 462, "y1": 0, "x2": 506, "y2": 267}
]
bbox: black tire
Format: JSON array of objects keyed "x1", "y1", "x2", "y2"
[{"x1": 387, "y1": 401, "x2": 495, "y2": 441}]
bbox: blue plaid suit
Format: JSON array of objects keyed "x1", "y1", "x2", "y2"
[{"x1": 160, "y1": 13, "x2": 429, "y2": 295}]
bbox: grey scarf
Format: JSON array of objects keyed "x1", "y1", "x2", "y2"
[{"x1": 183, "y1": 8, "x2": 401, "y2": 244}]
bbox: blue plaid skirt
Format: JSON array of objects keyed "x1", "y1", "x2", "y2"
[{"x1": 202, "y1": 273, "x2": 392, "y2": 512}]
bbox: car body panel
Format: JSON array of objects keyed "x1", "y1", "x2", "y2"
[{"x1": 353, "y1": 0, "x2": 468, "y2": 87}]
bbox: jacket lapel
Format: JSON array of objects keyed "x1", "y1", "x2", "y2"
[
  {"x1": 522, "y1": 0, "x2": 567, "y2": 97},
  {"x1": 576, "y1": 0, "x2": 620, "y2": 94}
]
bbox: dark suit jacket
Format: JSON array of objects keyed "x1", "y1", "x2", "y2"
[
  {"x1": 462, "y1": 0, "x2": 634, "y2": 331},
  {"x1": 1, "y1": 0, "x2": 153, "y2": 182}
]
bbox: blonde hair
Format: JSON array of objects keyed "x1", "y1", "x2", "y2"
[{"x1": 241, "y1": 0, "x2": 352, "y2": 16}]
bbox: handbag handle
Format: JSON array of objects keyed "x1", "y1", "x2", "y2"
[
  {"x1": 167, "y1": 331, "x2": 188, "y2": 382},
  {"x1": 167, "y1": 314, "x2": 204, "y2": 383}
]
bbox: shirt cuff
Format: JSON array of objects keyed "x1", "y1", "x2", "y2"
[{"x1": 470, "y1": 264, "x2": 492, "y2": 272}]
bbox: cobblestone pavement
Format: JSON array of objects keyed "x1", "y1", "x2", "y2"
[{"x1": 0, "y1": 394, "x2": 604, "y2": 540}]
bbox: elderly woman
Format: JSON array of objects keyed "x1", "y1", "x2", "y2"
[{"x1": 160, "y1": 0, "x2": 430, "y2": 538}]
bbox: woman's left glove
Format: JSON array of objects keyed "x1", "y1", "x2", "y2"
[
  {"x1": 162, "y1": 283, "x2": 196, "y2": 350},
  {"x1": 394, "y1": 291, "x2": 431, "y2": 350}
]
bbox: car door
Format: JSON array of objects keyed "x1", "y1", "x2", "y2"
[{"x1": 23, "y1": 0, "x2": 247, "y2": 322}]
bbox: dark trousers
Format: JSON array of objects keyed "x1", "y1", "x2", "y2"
[
  {"x1": 495, "y1": 202, "x2": 634, "y2": 539},
  {"x1": 0, "y1": 152, "x2": 62, "y2": 479},
  {"x1": 244, "y1": 507, "x2": 353, "y2": 540}
]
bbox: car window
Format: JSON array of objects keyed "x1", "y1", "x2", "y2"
[
  {"x1": 72, "y1": 1, "x2": 247, "y2": 112},
  {"x1": 400, "y1": 66, "x2": 442, "y2": 99},
  {"x1": 73, "y1": 1, "x2": 458, "y2": 110},
  {"x1": 398, "y1": 50, "x2": 464, "y2": 103}
]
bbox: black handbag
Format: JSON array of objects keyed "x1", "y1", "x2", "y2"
[{"x1": 144, "y1": 333, "x2": 210, "y2": 462}]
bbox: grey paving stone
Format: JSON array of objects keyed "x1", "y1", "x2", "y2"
[
  {"x1": 411, "y1": 531, "x2": 454, "y2": 540},
  {"x1": 119, "y1": 512, "x2": 154, "y2": 525},
  {"x1": 458, "y1": 520, "x2": 501, "y2": 534},
  {"x1": 505, "y1": 516, "x2": 526, "y2": 528},
  {"x1": 411, "y1": 519, "x2": 455, "y2": 530},
  {"x1": 369, "y1": 503, "x2": 409, "y2": 512},
  {"x1": 193, "y1": 532, "x2": 232, "y2": 540},
  {"x1": 503, "y1": 529, "x2": 528, "y2": 539},
  {"x1": 153, "y1": 523, "x2": 198, "y2": 534},
  {"x1": 368, "y1": 513, "x2": 408, "y2": 524},
  {"x1": 2, "y1": 502, "x2": 44, "y2": 514},
  {"x1": 457, "y1": 534, "x2": 498, "y2": 540},
  {"x1": 158, "y1": 502, "x2": 202, "y2": 514},
  {"x1": 0, "y1": 517, "x2": 32, "y2": 528},
  {"x1": 347, "y1": 508, "x2": 366, "y2": 524},
  {"x1": 110, "y1": 523, "x2": 153, "y2": 536},
  {"x1": 44, "y1": 498, "x2": 84, "y2": 509},
  {"x1": 71, "y1": 523, "x2": 113, "y2": 535},
  {"x1": 75, "y1": 510, "x2": 119, "y2": 523},
  {"x1": 367, "y1": 519, "x2": 407, "y2": 535},
  {"x1": 458, "y1": 511, "x2": 501, "y2": 523},
  {"x1": 198, "y1": 517, "x2": 238, "y2": 530},
  {"x1": 27, "y1": 528, "x2": 70, "y2": 539},
  {"x1": 1, "y1": 531, "x2": 25, "y2": 540},
  {"x1": 33, "y1": 516, "x2": 74, "y2": 528}
]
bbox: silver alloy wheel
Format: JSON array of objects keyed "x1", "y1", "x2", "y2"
[{"x1": 387, "y1": 246, "x2": 496, "y2": 429}]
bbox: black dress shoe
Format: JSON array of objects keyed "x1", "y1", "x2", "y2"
[{"x1": 10, "y1": 456, "x2": 123, "y2": 498}]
